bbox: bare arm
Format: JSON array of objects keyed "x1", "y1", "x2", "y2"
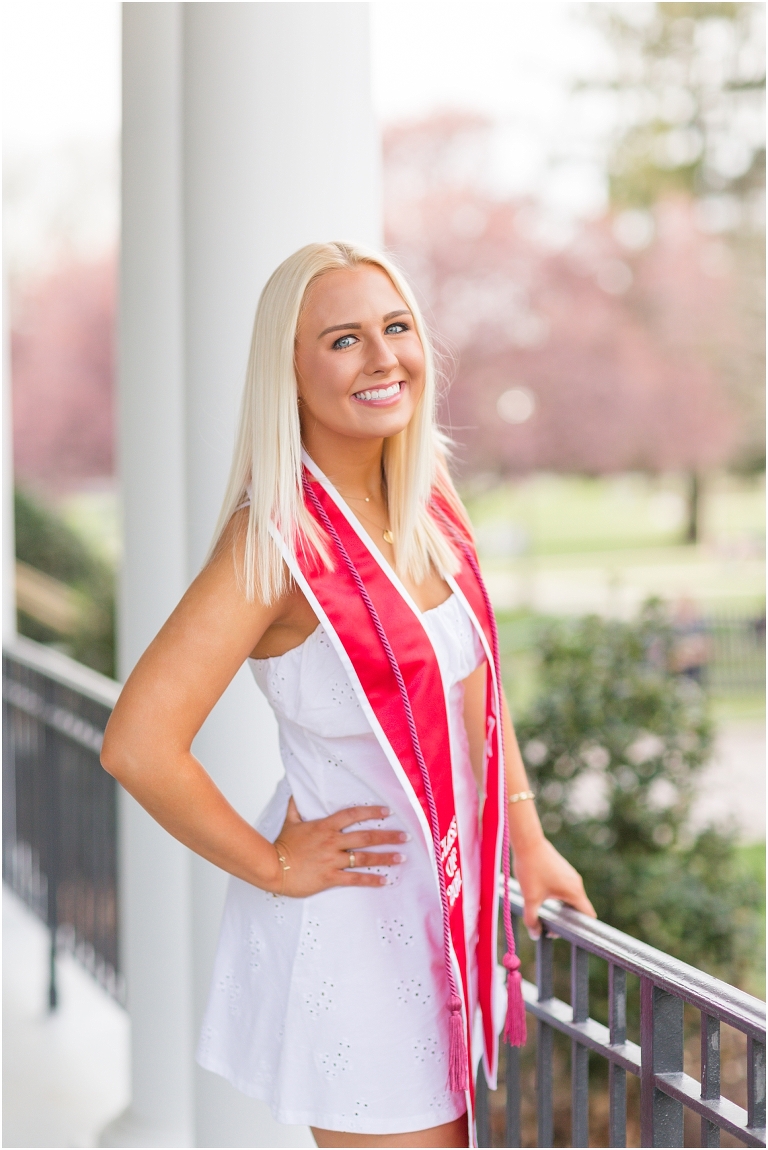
[
  {"x1": 101, "y1": 515, "x2": 407, "y2": 896},
  {"x1": 463, "y1": 662, "x2": 596, "y2": 937}
]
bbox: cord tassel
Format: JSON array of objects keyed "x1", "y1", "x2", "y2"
[
  {"x1": 502, "y1": 952, "x2": 527, "y2": 1046},
  {"x1": 448, "y1": 996, "x2": 469, "y2": 1092}
]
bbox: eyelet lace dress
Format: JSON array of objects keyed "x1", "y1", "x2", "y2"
[{"x1": 196, "y1": 593, "x2": 501, "y2": 1134}]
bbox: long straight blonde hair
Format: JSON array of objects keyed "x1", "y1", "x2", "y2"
[{"x1": 210, "y1": 240, "x2": 471, "y2": 604}]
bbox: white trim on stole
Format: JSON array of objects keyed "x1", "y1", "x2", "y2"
[
  {"x1": 302, "y1": 450, "x2": 505, "y2": 1091},
  {"x1": 275, "y1": 452, "x2": 493, "y2": 1140}
]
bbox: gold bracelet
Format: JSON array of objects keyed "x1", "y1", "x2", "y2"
[
  {"x1": 508, "y1": 790, "x2": 536, "y2": 804},
  {"x1": 274, "y1": 838, "x2": 291, "y2": 896}
]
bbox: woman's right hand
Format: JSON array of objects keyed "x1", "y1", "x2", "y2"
[{"x1": 266, "y1": 797, "x2": 409, "y2": 897}]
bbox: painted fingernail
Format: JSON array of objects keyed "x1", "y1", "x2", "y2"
[
  {"x1": 393, "y1": 853, "x2": 406, "y2": 863},
  {"x1": 527, "y1": 927, "x2": 541, "y2": 942},
  {"x1": 380, "y1": 807, "x2": 391, "y2": 817},
  {"x1": 398, "y1": 832, "x2": 411, "y2": 842}
]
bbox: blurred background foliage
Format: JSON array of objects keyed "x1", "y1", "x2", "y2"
[
  {"x1": 14, "y1": 487, "x2": 115, "y2": 678},
  {"x1": 9, "y1": 1, "x2": 763, "y2": 1003},
  {"x1": 513, "y1": 603, "x2": 761, "y2": 991},
  {"x1": 588, "y1": 1, "x2": 766, "y2": 477}
]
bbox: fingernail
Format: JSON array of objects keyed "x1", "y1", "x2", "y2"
[
  {"x1": 380, "y1": 807, "x2": 391, "y2": 817},
  {"x1": 527, "y1": 928, "x2": 541, "y2": 942},
  {"x1": 398, "y1": 832, "x2": 411, "y2": 842},
  {"x1": 393, "y1": 853, "x2": 406, "y2": 863}
]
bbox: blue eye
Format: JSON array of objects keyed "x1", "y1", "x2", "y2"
[
  {"x1": 332, "y1": 334, "x2": 357, "y2": 350},
  {"x1": 386, "y1": 322, "x2": 408, "y2": 334}
]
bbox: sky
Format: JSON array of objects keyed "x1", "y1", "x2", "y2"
[
  {"x1": 3, "y1": 1, "x2": 608, "y2": 150},
  {"x1": 3, "y1": 0, "x2": 121, "y2": 276},
  {"x1": 3, "y1": 0, "x2": 120, "y2": 151},
  {"x1": 371, "y1": 2, "x2": 615, "y2": 216},
  {"x1": 3, "y1": 0, "x2": 617, "y2": 274}
]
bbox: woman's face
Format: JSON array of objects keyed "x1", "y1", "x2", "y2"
[{"x1": 294, "y1": 264, "x2": 426, "y2": 446}]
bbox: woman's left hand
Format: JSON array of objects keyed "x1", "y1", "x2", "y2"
[{"x1": 513, "y1": 837, "x2": 596, "y2": 939}]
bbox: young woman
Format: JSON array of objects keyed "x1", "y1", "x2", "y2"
[{"x1": 102, "y1": 242, "x2": 595, "y2": 1149}]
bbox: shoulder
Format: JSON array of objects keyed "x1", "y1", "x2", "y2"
[
  {"x1": 205, "y1": 505, "x2": 303, "y2": 625},
  {"x1": 208, "y1": 504, "x2": 250, "y2": 568}
]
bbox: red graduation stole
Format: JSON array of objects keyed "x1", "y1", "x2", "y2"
[{"x1": 270, "y1": 455, "x2": 525, "y2": 1127}]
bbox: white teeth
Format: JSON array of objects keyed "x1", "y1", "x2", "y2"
[{"x1": 354, "y1": 382, "x2": 401, "y2": 402}]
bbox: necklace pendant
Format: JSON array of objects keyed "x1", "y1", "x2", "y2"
[{"x1": 382, "y1": 529, "x2": 394, "y2": 545}]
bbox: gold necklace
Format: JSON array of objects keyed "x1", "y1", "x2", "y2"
[{"x1": 337, "y1": 490, "x2": 394, "y2": 544}]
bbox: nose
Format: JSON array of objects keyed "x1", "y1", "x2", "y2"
[{"x1": 364, "y1": 331, "x2": 400, "y2": 377}]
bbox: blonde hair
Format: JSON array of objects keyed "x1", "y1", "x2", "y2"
[{"x1": 210, "y1": 240, "x2": 471, "y2": 604}]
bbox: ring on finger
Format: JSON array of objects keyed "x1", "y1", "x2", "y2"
[{"x1": 347, "y1": 851, "x2": 356, "y2": 869}]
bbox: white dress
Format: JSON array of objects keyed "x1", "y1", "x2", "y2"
[{"x1": 196, "y1": 593, "x2": 490, "y2": 1135}]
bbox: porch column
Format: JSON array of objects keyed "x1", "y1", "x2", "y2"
[{"x1": 104, "y1": 3, "x2": 380, "y2": 1146}]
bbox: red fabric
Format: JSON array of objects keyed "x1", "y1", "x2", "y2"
[
  {"x1": 428, "y1": 491, "x2": 507, "y2": 1079},
  {"x1": 295, "y1": 474, "x2": 509, "y2": 1097}
]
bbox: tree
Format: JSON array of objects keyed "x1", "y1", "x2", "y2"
[
  {"x1": 14, "y1": 487, "x2": 115, "y2": 677},
  {"x1": 11, "y1": 256, "x2": 116, "y2": 491},
  {"x1": 588, "y1": 3, "x2": 765, "y2": 211},
  {"x1": 384, "y1": 115, "x2": 740, "y2": 486},
  {"x1": 513, "y1": 602, "x2": 760, "y2": 985},
  {"x1": 585, "y1": 1, "x2": 766, "y2": 481}
]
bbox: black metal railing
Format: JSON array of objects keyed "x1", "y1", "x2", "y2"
[
  {"x1": 475, "y1": 881, "x2": 766, "y2": 1148},
  {"x1": 4, "y1": 636, "x2": 764, "y2": 1145},
  {"x1": 3, "y1": 636, "x2": 123, "y2": 1006},
  {"x1": 705, "y1": 611, "x2": 765, "y2": 696}
]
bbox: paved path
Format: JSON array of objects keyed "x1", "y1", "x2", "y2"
[
  {"x1": 690, "y1": 721, "x2": 766, "y2": 843},
  {"x1": 484, "y1": 548, "x2": 765, "y2": 618}
]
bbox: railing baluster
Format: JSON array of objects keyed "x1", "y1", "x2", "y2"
[
  {"x1": 571, "y1": 944, "x2": 589, "y2": 1147},
  {"x1": 506, "y1": 1043, "x2": 521, "y2": 1149},
  {"x1": 537, "y1": 930, "x2": 554, "y2": 1148},
  {"x1": 506, "y1": 917, "x2": 522, "y2": 1149},
  {"x1": 700, "y1": 1012, "x2": 720, "y2": 1147},
  {"x1": 475, "y1": 1066, "x2": 491, "y2": 1148},
  {"x1": 45, "y1": 681, "x2": 59, "y2": 1011},
  {"x1": 609, "y1": 962, "x2": 627, "y2": 1147},
  {"x1": 640, "y1": 978, "x2": 684, "y2": 1147},
  {"x1": 748, "y1": 1036, "x2": 766, "y2": 1133},
  {"x1": 3, "y1": 648, "x2": 121, "y2": 1012}
]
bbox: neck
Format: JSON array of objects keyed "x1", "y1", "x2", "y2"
[{"x1": 302, "y1": 430, "x2": 386, "y2": 502}]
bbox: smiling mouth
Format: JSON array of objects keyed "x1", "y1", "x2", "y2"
[{"x1": 352, "y1": 381, "x2": 404, "y2": 403}]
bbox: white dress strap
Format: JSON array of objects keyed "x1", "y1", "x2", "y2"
[{"x1": 235, "y1": 484, "x2": 252, "y2": 512}]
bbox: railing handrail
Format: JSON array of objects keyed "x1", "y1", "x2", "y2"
[
  {"x1": 506, "y1": 878, "x2": 766, "y2": 1039},
  {"x1": 5, "y1": 644, "x2": 764, "y2": 1144},
  {"x1": 3, "y1": 635, "x2": 122, "y2": 709}
]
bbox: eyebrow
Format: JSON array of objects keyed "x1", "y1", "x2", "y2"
[{"x1": 317, "y1": 309, "x2": 412, "y2": 338}]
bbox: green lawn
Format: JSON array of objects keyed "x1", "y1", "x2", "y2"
[
  {"x1": 463, "y1": 472, "x2": 765, "y2": 620},
  {"x1": 462, "y1": 470, "x2": 765, "y2": 558}
]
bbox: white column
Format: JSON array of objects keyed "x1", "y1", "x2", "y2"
[
  {"x1": 102, "y1": 5, "x2": 193, "y2": 1146},
  {"x1": 183, "y1": 7, "x2": 378, "y2": 1144},
  {"x1": 104, "y1": 3, "x2": 380, "y2": 1146}
]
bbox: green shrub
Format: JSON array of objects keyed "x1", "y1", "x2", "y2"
[
  {"x1": 514, "y1": 601, "x2": 762, "y2": 988},
  {"x1": 14, "y1": 487, "x2": 116, "y2": 678}
]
